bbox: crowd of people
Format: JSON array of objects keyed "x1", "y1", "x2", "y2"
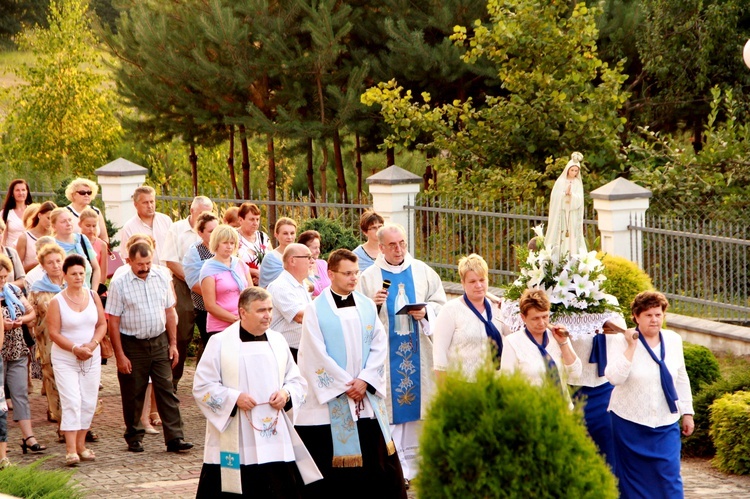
[{"x1": 0, "y1": 177, "x2": 695, "y2": 499}]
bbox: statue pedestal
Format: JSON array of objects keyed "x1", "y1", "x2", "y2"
[{"x1": 500, "y1": 300, "x2": 624, "y2": 340}]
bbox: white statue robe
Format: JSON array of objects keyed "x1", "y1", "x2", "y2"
[
  {"x1": 546, "y1": 164, "x2": 586, "y2": 258},
  {"x1": 193, "y1": 324, "x2": 320, "y2": 482},
  {"x1": 295, "y1": 288, "x2": 388, "y2": 426}
]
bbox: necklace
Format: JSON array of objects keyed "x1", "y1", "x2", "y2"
[
  {"x1": 65, "y1": 289, "x2": 86, "y2": 305},
  {"x1": 243, "y1": 402, "x2": 280, "y2": 436},
  {"x1": 78, "y1": 357, "x2": 94, "y2": 376}
]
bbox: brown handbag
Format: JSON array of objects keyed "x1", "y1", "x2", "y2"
[{"x1": 100, "y1": 334, "x2": 114, "y2": 359}]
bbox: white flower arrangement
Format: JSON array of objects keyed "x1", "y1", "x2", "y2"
[{"x1": 505, "y1": 225, "x2": 619, "y2": 315}]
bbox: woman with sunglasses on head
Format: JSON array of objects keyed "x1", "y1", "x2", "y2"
[
  {"x1": 64, "y1": 178, "x2": 108, "y2": 245},
  {"x1": 2, "y1": 180, "x2": 33, "y2": 250}
]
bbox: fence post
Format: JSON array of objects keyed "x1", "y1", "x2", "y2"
[
  {"x1": 590, "y1": 177, "x2": 652, "y2": 264},
  {"x1": 366, "y1": 165, "x2": 422, "y2": 252},
  {"x1": 95, "y1": 158, "x2": 148, "y2": 245}
]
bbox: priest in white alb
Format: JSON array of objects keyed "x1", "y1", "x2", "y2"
[
  {"x1": 296, "y1": 249, "x2": 407, "y2": 498},
  {"x1": 357, "y1": 224, "x2": 446, "y2": 483},
  {"x1": 193, "y1": 287, "x2": 322, "y2": 498}
]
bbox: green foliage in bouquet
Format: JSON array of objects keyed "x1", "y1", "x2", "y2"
[
  {"x1": 710, "y1": 391, "x2": 750, "y2": 475},
  {"x1": 504, "y1": 226, "x2": 619, "y2": 316},
  {"x1": 416, "y1": 364, "x2": 617, "y2": 498},
  {"x1": 597, "y1": 253, "x2": 653, "y2": 327}
]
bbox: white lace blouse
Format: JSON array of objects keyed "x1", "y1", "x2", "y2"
[
  {"x1": 433, "y1": 298, "x2": 502, "y2": 379},
  {"x1": 500, "y1": 331, "x2": 582, "y2": 386},
  {"x1": 605, "y1": 329, "x2": 694, "y2": 428}
]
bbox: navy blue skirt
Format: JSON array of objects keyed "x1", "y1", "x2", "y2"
[
  {"x1": 574, "y1": 383, "x2": 615, "y2": 472},
  {"x1": 611, "y1": 413, "x2": 683, "y2": 499}
]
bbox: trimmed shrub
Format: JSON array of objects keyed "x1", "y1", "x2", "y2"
[
  {"x1": 598, "y1": 252, "x2": 653, "y2": 327},
  {"x1": 683, "y1": 369, "x2": 750, "y2": 457},
  {"x1": 298, "y1": 218, "x2": 360, "y2": 258},
  {"x1": 683, "y1": 342, "x2": 721, "y2": 395},
  {"x1": 0, "y1": 458, "x2": 82, "y2": 498},
  {"x1": 710, "y1": 391, "x2": 750, "y2": 475},
  {"x1": 417, "y1": 365, "x2": 617, "y2": 498}
]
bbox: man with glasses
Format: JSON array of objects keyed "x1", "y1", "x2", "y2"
[
  {"x1": 267, "y1": 243, "x2": 313, "y2": 361},
  {"x1": 296, "y1": 249, "x2": 407, "y2": 498},
  {"x1": 358, "y1": 223, "x2": 446, "y2": 487}
]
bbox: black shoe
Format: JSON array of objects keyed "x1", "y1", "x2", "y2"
[
  {"x1": 127, "y1": 441, "x2": 144, "y2": 453},
  {"x1": 85, "y1": 430, "x2": 99, "y2": 442},
  {"x1": 166, "y1": 438, "x2": 194, "y2": 452}
]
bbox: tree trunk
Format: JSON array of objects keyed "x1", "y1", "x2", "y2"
[
  {"x1": 267, "y1": 134, "x2": 277, "y2": 231},
  {"x1": 355, "y1": 133, "x2": 363, "y2": 203},
  {"x1": 306, "y1": 138, "x2": 318, "y2": 218},
  {"x1": 332, "y1": 128, "x2": 348, "y2": 203},
  {"x1": 315, "y1": 69, "x2": 328, "y2": 199},
  {"x1": 227, "y1": 125, "x2": 240, "y2": 199},
  {"x1": 239, "y1": 124, "x2": 250, "y2": 199},
  {"x1": 386, "y1": 147, "x2": 395, "y2": 166},
  {"x1": 189, "y1": 143, "x2": 198, "y2": 197}
]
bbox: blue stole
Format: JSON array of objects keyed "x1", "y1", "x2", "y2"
[
  {"x1": 589, "y1": 334, "x2": 608, "y2": 377},
  {"x1": 315, "y1": 291, "x2": 395, "y2": 466},
  {"x1": 199, "y1": 257, "x2": 246, "y2": 292},
  {"x1": 524, "y1": 328, "x2": 561, "y2": 386},
  {"x1": 31, "y1": 273, "x2": 65, "y2": 294},
  {"x1": 381, "y1": 266, "x2": 421, "y2": 424},
  {"x1": 638, "y1": 329, "x2": 679, "y2": 414},
  {"x1": 1, "y1": 284, "x2": 25, "y2": 320}
]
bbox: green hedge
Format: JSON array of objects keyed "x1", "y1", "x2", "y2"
[
  {"x1": 298, "y1": 218, "x2": 360, "y2": 258},
  {"x1": 683, "y1": 369, "x2": 750, "y2": 457},
  {"x1": 710, "y1": 391, "x2": 750, "y2": 475},
  {"x1": 598, "y1": 253, "x2": 653, "y2": 327},
  {"x1": 0, "y1": 458, "x2": 82, "y2": 498},
  {"x1": 417, "y1": 365, "x2": 617, "y2": 498},
  {"x1": 683, "y1": 343, "x2": 721, "y2": 395}
]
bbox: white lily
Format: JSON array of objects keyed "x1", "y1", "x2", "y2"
[{"x1": 572, "y1": 273, "x2": 595, "y2": 297}]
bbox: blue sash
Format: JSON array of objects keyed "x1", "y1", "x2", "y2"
[
  {"x1": 462, "y1": 294, "x2": 503, "y2": 361},
  {"x1": 1, "y1": 284, "x2": 25, "y2": 320},
  {"x1": 589, "y1": 334, "x2": 608, "y2": 377},
  {"x1": 315, "y1": 292, "x2": 395, "y2": 467},
  {"x1": 31, "y1": 273, "x2": 65, "y2": 294},
  {"x1": 638, "y1": 329, "x2": 679, "y2": 414},
  {"x1": 524, "y1": 328, "x2": 561, "y2": 386},
  {"x1": 199, "y1": 257, "x2": 246, "y2": 292},
  {"x1": 381, "y1": 266, "x2": 421, "y2": 424}
]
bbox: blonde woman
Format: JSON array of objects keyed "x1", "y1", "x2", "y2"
[
  {"x1": 433, "y1": 254, "x2": 503, "y2": 381},
  {"x1": 64, "y1": 178, "x2": 108, "y2": 244},
  {"x1": 16, "y1": 201, "x2": 56, "y2": 272},
  {"x1": 50, "y1": 208, "x2": 100, "y2": 292},
  {"x1": 199, "y1": 225, "x2": 250, "y2": 337}
]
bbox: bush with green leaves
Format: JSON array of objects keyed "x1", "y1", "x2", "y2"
[
  {"x1": 710, "y1": 391, "x2": 750, "y2": 475},
  {"x1": 298, "y1": 218, "x2": 360, "y2": 259},
  {"x1": 598, "y1": 252, "x2": 653, "y2": 327},
  {"x1": 417, "y1": 365, "x2": 617, "y2": 498},
  {"x1": 0, "y1": 458, "x2": 82, "y2": 498},
  {"x1": 683, "y1": 369, "x2": 750, "y2": 457},
  {"x1": 683, "y1": 343, "x2": 721, "y2": 395}
]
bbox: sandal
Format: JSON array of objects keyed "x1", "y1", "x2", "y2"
[
  {"x1": 20, "y1": 436, "x2": 46, "y2": 454},
  {"x1": 149, "y1": 412, "x2": 162, "y2": 426},
  {"x1": 78, "y1": 449, "x2": 96, "y2": 461},
  {"x1": 0, "y1": 457, "x2": 10, "y2": 470},
  {"x1": 65, "y1": 453, "x2": 79, "y2": 466},
  {"x1": 85, "y1": 430, "x2": 99, "y2": 442}
]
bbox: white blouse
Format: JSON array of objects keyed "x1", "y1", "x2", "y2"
[
  {"x1": 501, "y1": 331, "x2": 582, "y2": 387},
  {"x1": 605, "y1": 329, "x2": 694, "y2": 428},
  {"x1": 569, "y1": 335, "x2": 616, "y2": 388},
  {"x1": 433, "y1": 298, "x2": 502, "y2": 379}
]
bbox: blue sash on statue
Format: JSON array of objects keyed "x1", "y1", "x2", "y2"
[
  {"x1": 315, "y1": 291, "x2": 395, "y2": 467},
  {"x1": 381, "y1": 267, "x2": 421, "y2": 424}
]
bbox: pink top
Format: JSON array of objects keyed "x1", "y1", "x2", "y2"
[
  {"x1": 311, "y1": 259, "x2": 331, "y2": 297},
  {"x1": 206, "y1": 261, "x2": 249, "y2": 333}
]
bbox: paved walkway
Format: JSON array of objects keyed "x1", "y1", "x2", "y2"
[{"x1": 5, "y1": 361, "x2": 750, "y2": 498}]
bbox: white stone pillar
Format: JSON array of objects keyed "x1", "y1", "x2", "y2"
[
  {"x1": 95, "y1": 158, "x2": 147, "y2": 246},
  {"x1": 366, "y1": 165, "x2": 422, "y2": 253},
  {"x1": 591, "y1": 177, "x2": 652, "y2": 265}
]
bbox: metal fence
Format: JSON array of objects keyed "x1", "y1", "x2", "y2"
[
  {"x1": 629, "y1": 214, "x2": 750, "y2": 322},
  {"x1": 154, "y1": 185, "x2": 371, "y2": 237},
  {"x1": 406, "y1": 194, "x2": 599, "y2": 287}
]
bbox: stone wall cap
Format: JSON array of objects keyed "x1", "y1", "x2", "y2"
[
  {"x1": 366, "y1": 165, "x2": 422, "y2": 185},
  {"x1": 590, "y1": 177, "x2": 652, "y2": 201},
  {"x1": 95, "y1": 158, "x2": 148, "y2": 177}
]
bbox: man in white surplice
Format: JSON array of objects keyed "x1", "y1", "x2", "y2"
[
  {"x1": 296, "y1": 249, "x2": 407, "y2": 498},
  {"x1": 193, "y1": 287, "x2": 321, "y2": 498},
  {"x1": 357, "y1": 223, "x2": 446, "y2": 483}
]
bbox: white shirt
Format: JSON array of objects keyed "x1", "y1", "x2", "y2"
[
  {"x1": 606, "y1": 329, "x2": 694, "y2": 428},
  {"x1": 160, "y1": 217, "x2": 199, "y2": 266},
  {"x1": 119, "y1": 212, "x2": 173, "y2": 265},
  {"x1": 501, "y1": 331, "x2": 582, "y2": 387},
  {"x1": 24, "y1": 264, "x2": 45, "y2": 290},
  {"x1": 105, "y1": 266, "x2": 176, "y2": 339},
  {"x1": 267, "y1": 270, "x2": 311, "y2": 349},
  {"x1": 433, "y1": 298, "x2": 502, "y2": 380}
]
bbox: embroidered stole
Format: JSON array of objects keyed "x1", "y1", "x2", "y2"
[
  {"x1": 315, "y1": 292, "x2": 395, "y2": 468},
  {"x1": 219, "y1": 328, "x2": 243, "y2": 494},
  {"x1": 381, "y1": 266, "x2": 421, "y2": 424}
]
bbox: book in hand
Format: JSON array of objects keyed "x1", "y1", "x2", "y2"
[{"x1": 395, "y1": 303, "x2": 427, "y2": 315}]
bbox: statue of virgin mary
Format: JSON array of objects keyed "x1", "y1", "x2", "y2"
[{"x1": 545, "y1": 152, "x2": 586, "y2": 258}]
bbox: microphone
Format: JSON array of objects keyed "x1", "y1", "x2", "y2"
[{"x1": 382, "y1": 279, "x2": 391, "y2": 291}]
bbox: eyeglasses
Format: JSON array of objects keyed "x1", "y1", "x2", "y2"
[
  {"x1": 385, "y1": 241, "x2": 407, "y2": 250},
  {"x1": 333, "y1": 270, "x2": 360, "y2": 278},
  {"x1": 367, "y1": 224, "x2": 383, "y2": 232},
  {"x1": 76, "y1": 190, "x2": 93, "y2": 196},
  {"x1": 292, "y1": 255, "x2": 315, "y2": 261}
]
